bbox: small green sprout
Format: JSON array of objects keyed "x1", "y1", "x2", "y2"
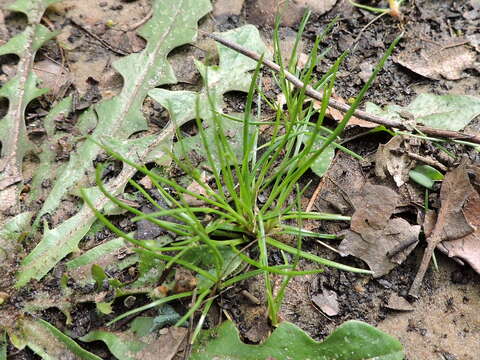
[{"x1": 350, "y1": 0, "x2": 404, "y2": 19}]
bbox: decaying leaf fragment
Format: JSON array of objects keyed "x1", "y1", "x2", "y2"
[
  {"x1": 410, "y1": 161, "x2": 477, "y2": 296},
  {"x1": 375, "y1": 135, "x2": 416, "y2": 187},
  {"x1": 441, "y1": 190, "x2": 480, "y2": 274},
  {"x1": 394, "y1": 38, "x2": 476, "y2": 80},
  {"x1": 339, "y1": 183, "x2": 420, "y2": 277}
]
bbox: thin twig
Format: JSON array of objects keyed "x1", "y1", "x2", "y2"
[
  {"x1": 71, "y1": 19, "x2": 129, "y2": 56},
  {"x1": 122, "y1": 8, "x2": 153, "y2": 32},
  {"x1": 208, "y1": 33, "x2": 480, "y2": 145},
  {"x1": 406, "y1": 151, "x2": 448, "y2": 172},
  {"x1": 305, "y1": 181, "x2": 322, "y2": 212}
]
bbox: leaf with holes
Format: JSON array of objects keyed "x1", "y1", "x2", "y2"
[
  {"x1": 148, "y1": 25, "x2": 268, "y2": 169},
  {"x1": 0, "y1": 0, "x2": 60, "y2": 211},
  {"x1": 16, "y1": 0, "x2": 212, "y2": 287}
]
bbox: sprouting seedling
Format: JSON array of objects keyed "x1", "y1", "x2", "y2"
[{"x1": 350, "y1": 0, "x2": 404, "y2": 19}]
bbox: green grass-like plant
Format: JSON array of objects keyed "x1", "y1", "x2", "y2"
[{"x1": 82, "y1": 13, "x2": 399, "y2": 340}]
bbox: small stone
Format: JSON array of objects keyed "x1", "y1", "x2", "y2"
[
  {"x1": 385, "y1": 294, "x2": 414, "y2": 311},
  {"x1": 377, "y1": 279, "x2": 392, "y2": 289},
  {"x1": 311, "y1": 290, "x2": 340, "y2": 316}
]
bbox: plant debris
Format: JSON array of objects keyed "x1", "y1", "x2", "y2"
[
  {"x1": 410, "y1": 161, "x2": 478, "y2": 296},
  {"x1": 339, "y1": 183, "x2": 420, "y2": 277},
  {"x1": 394, "y1": 37, "x2": 477, "y2": 80}
]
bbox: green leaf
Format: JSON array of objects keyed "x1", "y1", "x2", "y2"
[
  {"x1": 307, "y1": 132, "x2": 335, "y2": 177},
  {"x1": 128, "y1": 248, "x2": 165, "y2": 289},
  {"x1": 91, "y1": 264, "x2": 107, "y2": 289},
  {"x1": 0, "y1": 331, "x2": 6, "y2": 360},
  {"x1": 151, "y1": 305, "x2": 181, "y2": 329},
  {"x1": 64, "y1": 235, "x2": 139, "y2": 288},
  {"x1": 0, "y1": 0, "x2": 60, "y2": 209},
  {"x1": 0, "y1": 212, "x2": 33, "y2": 271},
  {"x1": 366, "y1": 93, "x2": 480, "y2": 131},
  {"x1": 148, "y1": 25, "x2": 268, "y2": 168},
  {"x1": 409, "y1": 164, "x2": 444, "y2": 189},
  {"x1": 36, "y1": 319, "x2": 102, "y2": 360},
  {"x1": 80, "y1": 330, "x2": 146, "y2": 360},
  {"x1": 26, "y1": 96, "x2": 73, "y2": 205},
  {"x1": 96, "y1": 301, "x2": 113, "y2": 315},
  {"x1": 80, "y1": 316, "x2": 187, "y2": 360},
  {"x1": 66, "y1": 237, "x2": 126, "y2": 270},
  {"x1": 16, "y1": 0, "x2": 212, "y2": 287},
  {"x1": 8, "y1": 319, "x2": 101, "y2": 360},
  {"x1": 191, "y1": 320, "x2": 404, "y2": 360},
  {"x1": 130, "y1": 317, "x2": 155, "y2": 337},
  {"x1": 180, "y1": 246, "x2": 244, "y2": 289}
]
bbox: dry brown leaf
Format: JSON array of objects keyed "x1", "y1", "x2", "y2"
[
  {"x1": 136, "y1": 327, "x2": 187, "y2": 360},
  {"x1": 296, "y1": 52, "x2": 309, "y2": 69},
  {"x1": 34, "y1": 60, "x2": 72, "y2": 97},
  {"x1": 184, "y1": 171, "x2": 209, "y2": 206},
  {"x1": 394, "y1": 39, "x2": 476, "y2": 80},
  {"x1": 339, "y1": 183, "x2": 420, "y2": 277},
  {"x1": 375, "y1": 136, "x2": 416, "y2": 187},
  {"x1": 442, "y1": 183, "x2": 480, "y2": 273},
  {"x1": 311, "y1": 289, "x2": 339, "y2": 316},
  {"x1": 385, "y1": 294, "x2": 414, "y2": 311},
  {"x1": 410, "y1": 161, "x2": 476, "y2": 296}
]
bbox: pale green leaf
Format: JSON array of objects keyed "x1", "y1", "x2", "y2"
[
  {"x1": 66, "y1": 237, "x2": 126, "y2": 269},
  {"x1": 26, "y1": 96, "x2": 73, "y2": 205},
  {"x1": 35, "y1": 0, "x2": 212, "y2": 222},
  {"x1": 8, "y1": 0, "x2": 60, "y2": 23},
  {"x1": 307, "y1": 131, "x2": 336, "y2": 177},
  {"x1": 192, "y1": 320, "x2": 404, "y2": 360},
  {"x1": 91, "y1": 264, "x2": 107, "y2": 289},
  {"x1": 96, "y1": 301, "x2": 113, "y2": 315},
  {"x1": 409, "y1": 164, "x2": 444, "y2": 189},
  {"x1": 0, "y1": 0, "x2": 59, "y2": 207},
  {"x1": 366, "y1": 93, "x2": 480, "y2": 131},
  {"x1": 8, "y1": 319, "x2": 101, "y2": 360},
  {"x1": 148, "y1": 25, "x2": 268, "y2": 167},
  {"x1": 0, "y1": 212, "x2": 32, "y2": 269},
  {"x1": 17, "y1": 0, "x2": 212, "y2": 287},
  {"x1": 0, "y1": 331, "x2": 6, "y2": 360}
]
